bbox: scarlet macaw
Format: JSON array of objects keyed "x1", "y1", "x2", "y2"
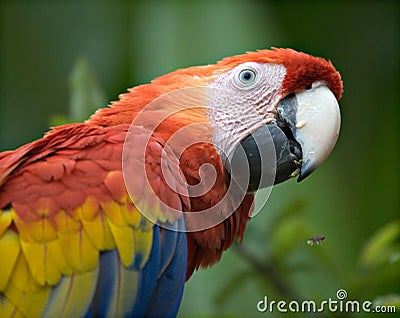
[{"x1": 0, "y1": 48, "x2": 342, "y2": 317}]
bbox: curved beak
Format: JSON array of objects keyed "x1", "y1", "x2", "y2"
[
  {"x1": 230, "y1": 82, "x2": 340, "y2": 192},
  {"x1": 278, "y1": 82, "x2": 341, "y2": 182}
]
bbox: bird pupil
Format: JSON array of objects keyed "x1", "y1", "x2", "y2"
[
  {"x1": 238, "y1": 69, "x2": 255, "y2": 85},
  {"x1": 243, "y1": 72, "x2": 251, "y2": 80}
]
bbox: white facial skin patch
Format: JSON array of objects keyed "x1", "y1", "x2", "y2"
[{"x1": 208, "y1": 62, "x2": 287, "y2": 159}]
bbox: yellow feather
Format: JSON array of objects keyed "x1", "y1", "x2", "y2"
[
  {"x1": 101, "y1": 200, "x2": 125, "y2": 226},
  {"x1": 9, "y1": 252, "x2": 31, "y2": 292},
  {"x1": 107, "y1": 220, "x2": 135, "y2": 267},
  {"x1": 121, "y1": 200, "x2": 141, "y2": 228},
  {"x1": 44, "y1": 241, "x2": 65, "y2": 286},
  {"x1": 36, "y1": 218, "x2": 57, "y2": 243},
  {"x1": 46, "y1": 239, "x2": 73, "y2": 276},
  {"x1": 52, "y1": 210, "x2": 82, "y2": 234},
  {"x1": 5, "y1": 283, "x2": 50, "y2": 318},
  {"x1": 142, "y1": 200, "x2": 168, "y2": 224},
  {"x1": 82, "y1": 213, "x2": 115, "y2": 250},
  {"x1": 15, "y1": 217, "x2": 57, "y2": 244},
  {"x1": 43, "y1": 267, "x2": 99, "y2": 318},
  {"x1": 10, "y1": 209, "x2": 34, "y2": 243},
  {"x1": 1, "y1": 297, "x2": 25, "y2": 318},
  {"x1": 5, "y1": 254, "x2": 50, "y2": 318},
  {"x1": 73, "y1": 196, "x2": 99, "y2": 221},
  {"x1": 0, "y1": 209, "x2": 12, "y2": 237},
  {"x1": 20, "y1": 240, "x2": 47, "y2": 285},
  {"x1": 0, "y1": 230, "x2": 21, "y2": 291},
  {"x1": 20, "y1": 240, "x2": 63, "y2": 286},
  {"x1": 58, "y1": 230, "x2": 99, "y2": 272}
]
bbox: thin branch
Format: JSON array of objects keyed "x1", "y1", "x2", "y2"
[
  {"x1": 233, "y1": 243, "x2": 352, "y2": 318},
  {"x1": 233, "y1": 243, "x2": 300, "y2": 300}
]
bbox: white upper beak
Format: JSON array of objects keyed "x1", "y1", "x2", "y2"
[{"x1": 294, "y1": 81, "x2": 341, "y2": 181}]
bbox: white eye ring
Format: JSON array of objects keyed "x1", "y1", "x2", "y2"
[{"x1": 238, "y1": 69, "x2": 256, "y2": 85}]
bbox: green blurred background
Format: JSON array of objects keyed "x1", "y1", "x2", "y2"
[{"x1": 1, "y1": 1, "x2": 399, "y2": 317}]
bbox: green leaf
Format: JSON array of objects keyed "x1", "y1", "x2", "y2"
[
  {"x1": 359, "y1": 220, "x2": 400, "y2": 270},
  {"x1": 68, "y1": 56, "x2": 107, "y2": 121}
]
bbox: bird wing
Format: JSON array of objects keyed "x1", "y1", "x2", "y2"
[{"x1": 0, "y1": 123, "x2": 188, "y2": 317}]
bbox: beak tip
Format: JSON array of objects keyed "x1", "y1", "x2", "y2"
[{"x1": 297, "y1": 161, "x2": 316, "y2": 182}]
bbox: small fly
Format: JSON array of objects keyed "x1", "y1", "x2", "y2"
[{"x1": 307, "y1": 235, "x2": 325, "y2": 246}]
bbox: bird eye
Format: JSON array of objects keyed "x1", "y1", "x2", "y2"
[{"x1": 238, "y1": 69, "x2": 256, "y2": 85}]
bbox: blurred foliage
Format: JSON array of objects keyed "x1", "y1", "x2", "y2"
[
  {"x1": 359, "y1": 220, "x2": 400, "y2": 271},
  {"x1": 1, "y1": 0, "x2": 399, "y2": 317},
  {"x1": 50, "y1": 56, "x2": 107, "y2": 126}
]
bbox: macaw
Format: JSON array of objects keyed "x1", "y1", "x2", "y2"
[{"x1": 0, "y1": 48, "x2": 342, "y2": 317}]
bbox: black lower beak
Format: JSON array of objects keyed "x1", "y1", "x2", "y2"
[
  {"x1": 228, "y1": 85, "x2": 340, "y2": 193},
  {"x1": 267, "y1": 123, "x2": 302, "y2": 184},
  {"x1": 229, "y1": 123, "x2": 302, "y2": 192}
]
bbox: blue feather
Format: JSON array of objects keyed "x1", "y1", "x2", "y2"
[
  {"x1": 129, "y1": 226, "x2": 160, "y2": 317},
  {"x1": 89, "y1": 250, "x2": 120, "y2": 317},
  {"x1": 84, "y1": 217, "x2": 187, "y2": 317},
  {"x1": 145, "y1": 219, "x2": 187, "y2": 317}
]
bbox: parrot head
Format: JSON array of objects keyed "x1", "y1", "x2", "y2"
[
  {"x1": 96, "y1": 48, "x2": 343, "y2": 195},
  {"x1": 206, "y1": 48, "x2": 342, "y2": 192},
  {"x1": 90, "y1": 47, "x2": 343, "y2": 274}
]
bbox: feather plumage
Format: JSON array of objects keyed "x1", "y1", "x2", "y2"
[
  {"x1": 0, "y1": 124, "x2": 189, "y2": 317},
  {"x1": 0, "y1": 48, "x2": 343, "y2": 316}
]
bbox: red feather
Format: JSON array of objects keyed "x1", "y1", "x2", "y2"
[{"x1": 0, "y1": 48, "x2": 343, "y2": 290}]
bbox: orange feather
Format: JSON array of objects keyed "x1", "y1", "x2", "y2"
[{"x1": 0, "y1": 48, "x2": 344, "y2": 314}]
